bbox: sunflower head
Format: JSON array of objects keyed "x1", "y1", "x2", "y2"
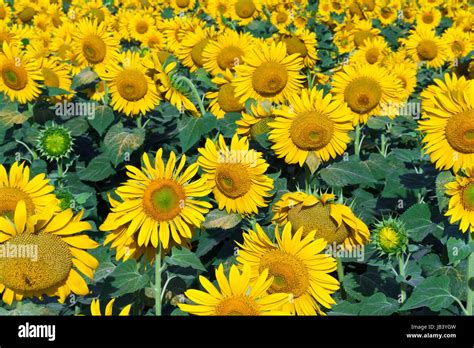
[
  {"x1": 372, "y1": 217, "x2": 408, "y2": 256},
  {"x1": 36, "y1": 124, "x2": 74, "y2": 161}
]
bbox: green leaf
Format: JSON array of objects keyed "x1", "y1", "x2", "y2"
[
  {"x1": 166, "y1": 247, "x2": 206, "y2": 272},
  {"x1": 88, "y1": 105, "x2": 115, "y2": 136},
  {"x1": 177, "y1": 113, "x2": 217, "y2": 152},
  {"x1": 319, "y1": 160, "x2": 376, "y2": 187},
  {"x1": 63, "y1": 116, "x2": 90, "y2": 136},
  {"x1": 446, "y1": 237, "x2": 472, "y2": 265},
  {"x1": 358, "y1": 293, "x2": 399, "y2": 315},
  {"x1": 78, "y1": 153, "x2": 115, "y2": 182},
  {"x1": 401, "y1": 275, "x2": 454, "y2": 312},
  {"x1": 71, "y1": 68, "x2": 98, "y2": 90},
  {"x1": 201, "y1": 209, "x2": 242, "y2": 230},
  {"x1": 110, "y1": 260, "x2": 150, "y2": 296},
  {"x1": 46, "y1": 86, "x2": 72, "y2": 96},
  {"x1": 435, "y1": 171, "x2": 454, "y2": 213},
  {"x1": 0, "y1": 103, "x2": 29, "y2": 129},
  {"x1": 400, "y1": 203, "x2": 436, "y2": 242},
  {"x1": 103, "y1": 122, "x2": 145, "y2": 166}
]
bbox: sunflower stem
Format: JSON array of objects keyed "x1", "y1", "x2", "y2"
[
  {"x1": 174, "y1": 76, "x2": 206, "y2": 116},
  {"x1": 336, "y1": 257, "x2": 346, "y2": 299},
  {"x1": 155, "y1": 243, "x2": 162, "y2": 316},
  {"x1": 398, "y1": 254, "x2": 407, "y2": 303},
  {"x1": 136, "y1": 115, "x2": 143, "y2": 128},
  {"x1": 16, "y1": 301, "x2": 23, "y2": 312},
  {"x1": 15, "y1": 140, "x2": 38, "y2": 160},
  {"x1": 56, "y1": 159, "x2": 63, "y2": 179},
  {"x1": 354, "y1": 124, "x2": 362, "y2": 157},
  {"x1": 467, "y1": 232, "x2": 473, "y2": 315}
]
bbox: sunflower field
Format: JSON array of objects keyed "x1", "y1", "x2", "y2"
[{"x1": 0, "y1": 0, "x2": 472, "y2": 319}]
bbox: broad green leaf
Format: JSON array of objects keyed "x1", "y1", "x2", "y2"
[
  {"x1": 78, "y1": 153, "x2": 115, "y2": 182},
  {"x1": 166, "y1": 247, "x2": 206, "y2": 272},
  {"x1": 177, "y1": 113, "x2": 217, "y2": 152},
  {"x1": 319, "y1": 160, "x2": 376, "y2": 187},
  {"x1": 400, "y1": 203, "x2": 436, "y2": 242},
  {"x1": 435, "y1": 171, "x2": 454, "y2": 213},
  {"x1": 401, "y1": 275, "x2": 454, "y2": 312},
  {"x1": 88, "y1": 105, "x2": 115, "y2": 136},
  {"x1": 359, "y1": 293, "x2": 399, "y2": 315},
  {"x1": 110, "y1": 260, "x2": 150, "y2": 296},
  {"x1": 446, "y1": 237, "x2": 472, "y2": 265},
  {"x1": 103, "y1": 122, "x2": 145, "y2": 166},
  {"x1": 201, "y1": 209, "x2": 242, "y2": 230}
]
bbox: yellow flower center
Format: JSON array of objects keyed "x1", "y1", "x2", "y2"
[
  {"x1": 176, "y1": 0, "x2": 190, "y2": 8},
  {"x1": 0, "y1": 233, "x2": 72, "y2": 292},
  {"x1": 287, "y1": 203, "x2": 350, "y2": 244},
  {"x1": 215, "y1": 163, "x2": 251, "y2": 199},
  {"x1": 445, "y1": 109, "x2": 474, "y2": 154},
  {"x1": 252, "y1": 62, "x2": 288, "y2": 97},
  {"x1": 416, "y1": 40, "x2": 438, "y2": 61},
  {"x1": 2, "y1": 63, "x2": 28, "y2": 91},
  {"x1": 260, "y1": 249, "x2": 309, "y2": 297},
  {"x1": 42, "y1": 68, "x2": 60, "y2": 88},
  {"x1": 82, "y1": 35, "x2": 107, "y2": 64},
  {"x1": 451, "y1": 41, "x2": 463, "y2": 55},
  {"x1": 135, "y1": 20, "x2": 149, "y2": 34},
  {"x1": 353, "y1": 30, "x2": 374, "y2": 47},
  {"x1": 365, "y1": 47, "x2": 380, "y2": 64},
  {"x1": 361, "y1": 0, "x2": 375, "y2": 11},
  {"x1": 235, "y1": 0, "x2": 256, "y2": 19},
  {"x1": 0, "y1": 187, "x2": 35, "y2": 219},
  {"x1": 0, "y1": 6, "x2": 6, "y2": 20},
  {"x1": 378, "y1": 226, "x2": 400, "y2": 252},
  {"x1": 422, "y1": 13, "x2": 434, "y2": 24},
  {"x1": 276, "y1": 11, "x2": 288, "y2": 23},
  {"x1": 18, "y1": 6, "x2": 36, "y2": 23},
  {"x1": 191, "y1": 39, "x2": 209, "y2": 67},
  {"x1": 344, "y1": 77, "x2": 382, "y2": 114},
  {"x1": 143, "y1": 179, "x2": 185, "y2": 221},
  {"x1": 116, "y1": 69, "x2": 148, "y2": 102},
  {"x1": 462, "y1": 182, "x2": 474, "y2": 211},
  {"x1": 290, "y1": 111, "x2": 334, "y2": 151},
  {"x1": 218, "y1": 83, "x2": 244, "y2": 113},
  {"x1": 283, "y1": 36, "x2": 307, "y2": 59},
  {"x1": 217, "y1": 46, "x2": 244, "y2": 70},
  {"x1": 215, "y1": 295, "x2": 259, "y2": 315}
]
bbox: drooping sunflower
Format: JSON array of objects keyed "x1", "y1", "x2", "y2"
[
  {"x1": 176, "y1": 26, "x2": 215, "y2": 72},
  {"x1": 278, "y1": 29, "x2": 317, "y2": 68},
  {"x1": 332, "y1": 62, "x2": 403, "y2": 124},
  {"x1": 0, "y1": 161, "x2": 57, "y2": 218},
  {"x1": 202, "y1": 30, "x2": 254, "y2": 76},
  {"x1": 0, "y1": 201, "x2": 98, "y2": 305},
  {"x1": 230, "y1": 0, "x2": 262, "y2": 26},
  {"x1": 268, "y1": 88, "x2": 353, "y2": 166},
  {"x1": 236, "y1": 222, "x2": 340, "y2": 316},
  {"x1": 233, "y1": 41, "x2": 304, "y2": 104},
  {"x1": 99, "y1": 149, "x2": 212, "y2": 250},
  {"x1": 236, "y1": 100, "x2": 278, "y2": 138},
  {"x1": 197, "y1": 134, "x2": 274, "y2": 215},
  {"x1": 101, "y1": 51, "x2": 160, "y2": 117},
  {"x1": 272, "y1": 192, "x2": 370, "y2": 250},
  {"x1": 90, "y1": 298, "x2": 132, "y2": 316},
  {"x1": 206, "y1": 69, "x2": 245, "y2": 119},
  {"x1": 0, "y1": 42, "x2": 43, "y2": 104},
  {"x1": 402, "y1": 27, "x2": 448, "y2": 68},
  {"x1": 445, "y1": 168, "x2": 474, "y2": 233},
  {"x1": 418, "y1": 73, "x2": 474, "y2": 173},
  {"x1": 352, "y1": 36, "x2": 390, "y2": 65},
  {"x1": 72, "y1": 19, "x2": 121, "y2": 75},
  {"x1": 178, "y1": 264, "x2": 290, "y2": 316}
]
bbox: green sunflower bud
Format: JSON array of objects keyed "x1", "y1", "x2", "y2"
[
  {"x1": 36, "y1": 124, "x2": 74, "y2": 161},
  {"x1": 372, "y1": 217, "x2": 408, "y2": 256}
]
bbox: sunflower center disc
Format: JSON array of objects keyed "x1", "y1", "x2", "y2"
[
  {"x1": 176, "y1": 0, "x2": 191, "y2": 8},
  {"x1": 260, "y1": 249, "x2": 309, "y2": 297},
  {"x1": 215, "y1": 295, "x2": 259, "y2": 315},
  {"x1": 445, "y1": 109, "x2": 474, "y2": 154},
  {"x1": 191, "y1": 39, "x2": 209, "y2": 67},
  {"x1": 276, "y1": 11, "x2": 288, "y2": 23},
  {"x1": 365, "y1": 47, "x2": 380, "y2": 64},
  {"x1": 0, "y1": 187, "x2": 35, "y2": 219},
  {"x1": 135, "y1": 20, "x2": 149, "y2": 34},
  {"x1": 423, "y1": 13, "x2": 434, "y2": 24},
  {"x1": 283, "y1": 37, "x2": 308, "y2": 58},
  {"x1": 252, "y1": 62, "x2": 288, "y2": 97},
  {"x1": 353, "y1": 30, "x2": 374, "y2": 47},
  {"x1": 117, "y1": 69, "x2": 148, "y2": 101},
  {"x1": 378, "y1": 226, "x2": 400, "y2": 252},
  {"x1": 218, "y1": 83, "x2": 244, "y2": 112},
  {"x1": 290, "y1": 111, "x2": 334, "y2": 151},
  {"x1": 42, "y1": 130, "x2": 71, "y2": 157},
  {"x1": 344, "y1": 77, "x2": 382, "y2": 114},
  {"x1": 235, "y1": 0, "x2": 256, "y2": 18},
  {"x1": 0, "y1": 233, "x2": 72, "y2": 292},
  {"x1": 416, "y1": 40, "x2": 438, "y2": 61},
  {"x1": 0, "y1": 7, "x2": 6, "y2": 20},
  {"x1": 288, "y1": 203, "x2": 350, "y2": 244},
  {"x1": 2, "y1": 63, "x2": 28, "y2": 91},
  {"x1": 42, "y1": 68, "x2": 60, "y2": 88},
  {"x1": 143, "y1": 179, "x2": 185, "y2": 221},
  {"x1": 215, "y1": 163, "x2": 251, "y2": 199},
  {"x1": 217, "y1": 46, "x2": 244, "y2": 70},
  {"x1": 462, "y1": 182, "x2": 474, "y2": 211},
  {"x1": 82, "y1": 35, "x2": 107, "y2": 64},
  {"x1": 18, "y1": 7, "x2": 36, "y2": 22}
]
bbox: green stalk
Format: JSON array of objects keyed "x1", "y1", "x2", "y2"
[
  {"x1": 174, "y1": 76, "x2": 206, "y2": 116},
  {"x1": 336, "y1": 257, "x2": 345, "y2": 299},
  {"x1": 354, "y1": 124, "x2": 362, "y2": 157},
  {"x1": 398, "y1": 254, "x2": 407, "y2": 303},
  {"x1": 57, "y1": 159, "x2": 63, "y2": 179},
  {"x1": 136, "y1": 115, "x2": 143, "y2": 128},
  {"x1": 155, "y1": 243, "x2": 162, "y2": 316},
  {"x1": 467, "y1": 232, "x2": 473, "y2": 315}
]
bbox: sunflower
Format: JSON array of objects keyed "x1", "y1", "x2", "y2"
[
  {"x1": 416, "y1": 6, "x2": 441, "y2": 30},
  {"x1": 376, "y1": 5, "x2": 398, "y2": 26},
  {"x1": 332, "y1": 62, "x2": 403, "y2": 124},
  {"x1": 418, "y1": 73, "x2": 474, "y2": 173},
  {"x1": 40, "y1": 58, "x2": 73, "y2": 98},
  {"x1": 0, "y1": 42, "x2": 43, "y2": 104},
  {"x1": 169, "y1": 0, "x2": 196, "y2": 13},
  {"x1": 349, "y1": 19, "x2": 381, "y2": 48},
  {"x1": 236, "y1": 100, "x2": 278, "y2": 138},
  {"x1": 333, "y1": 29, "x2": 355, "y2": 54},
  {"x1": 402, "y1": 27, "x2": 448, "y2": 68},
  {"x1": 72, "y1": 19, "x2": 121, "y2": 75},
  {"x1": 99, "y1": 149, "x2": 212, "y2": 250},
  {"x1": 230, "y1": 0, "x2": 262, "y2": 26},
  {"x1": 178, "y1": 264, "x2": 290, "y2": 316},
  {"x1": 268, "y1": 88, "x2": 353, "y2": 166},
  {"x1": 272, "y1": 191, "x2": 370, "y2": 249},
  {"x1": 233, "y1": 41, "x2": 304, "y2": 104},
  {"x1": 14, "y1": 0, "x2": 39, "y2": 25},
  {"x1": 0, "y1": 201, "x2": 98, "y2": 305},
  {"x1": 278, "y1": 29, "x2": 317, "y2": 68},
  {"x1": 72, "y1": 0, "x2": 113, "y2": 26},
  {"x1": 442, "y1": 26, "x2": 474, "y2": 63},
  {"x1": 270, "y1": 6, "x2": 292, "y2": 31},
  {"x1": 206, "y1": 69, "x2": 245, "y2": 119},
  {"x1": 128, "y1": 12, "x2": 155, "y2": 42},
  {"x1": 90, "y1": 298, "x2": 132, "y2": 316},
  {"x1": 140, "y1": 30, "x2": 166, "y2": 52},
  {"x1": 202, "y1": 30, "x2": 253, "y2": 76},
  {"x1": 236, "y1": 222, "x2": 340, "y2": 315},
  {"x1": 0, "y1": 21, "x2": 20, "y2": 49},
  {"x1": 0, "y1": 1, "x2": 11, "y2": 23},
  {"x1": 197, "y1": 134, "x2": 274, "y2": 215},
  {"x1": 352, "y1": 36, "x2": 389, "y2": 65},
  {"x1": 159, "y1": 16, "x2": 204, "y2": 54},
  {"x1": 176, "y1": 26, "x2": 215, "y2": 72},
  {"x1": 204, "y1": 0, "x2": 232, "y2": 24},
  {"x1": 101, "y1": 51, "x2": 160, "y2": 117},
  {"x1": 384, "y1": 62, "x2": 417, "y2": 101},
  {"x1": 445, "y1": 168, "x2": 474, "y2": 233}
]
